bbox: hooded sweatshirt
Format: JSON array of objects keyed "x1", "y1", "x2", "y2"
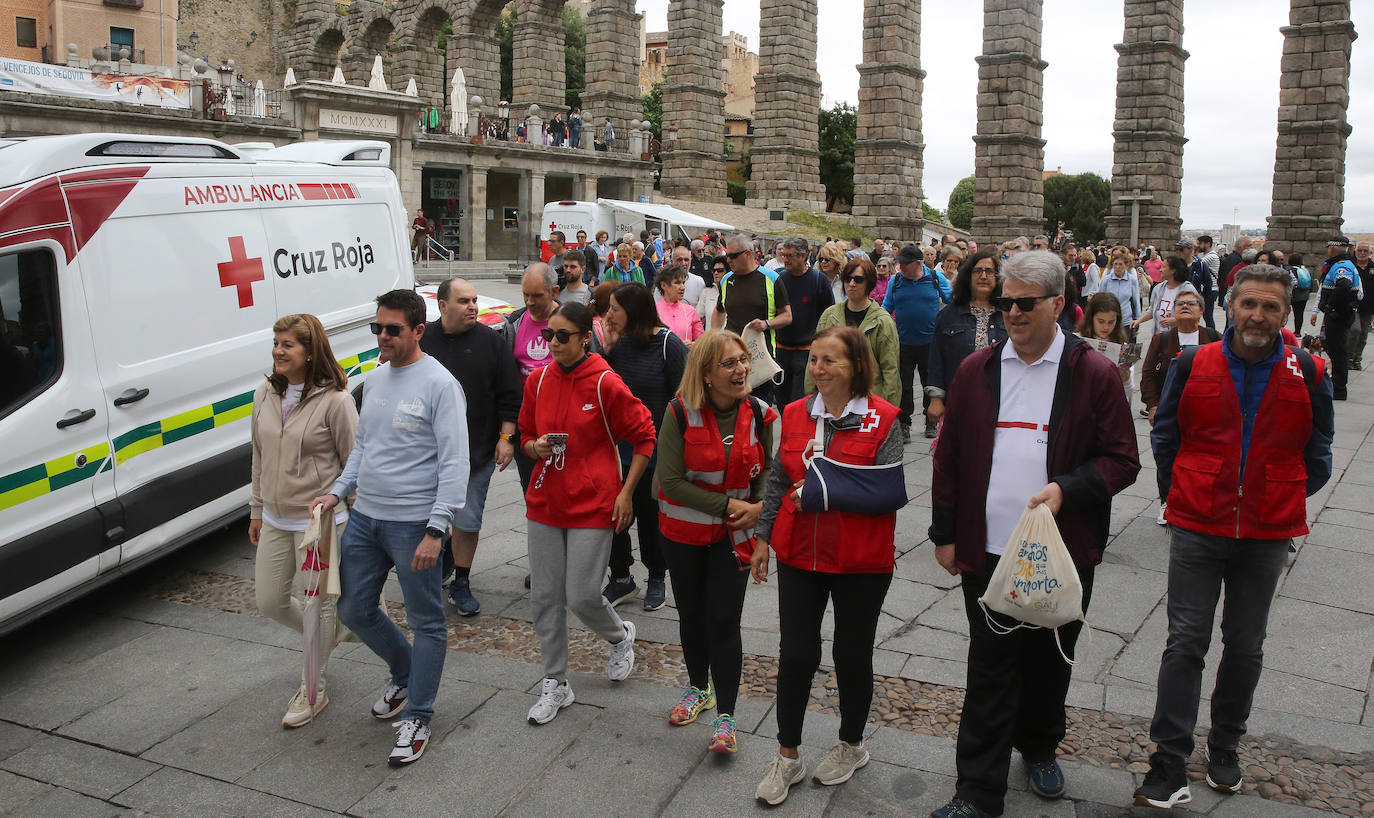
[
  {"x1": 251, "y1": 381, "x2": 358, "y2": 524},
  {"x1": 519, "y1": 353, "x2": 657, "y2": 529}
]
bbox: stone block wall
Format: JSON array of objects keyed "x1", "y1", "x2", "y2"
[
  {"x1": 745, "y1": 0, "x2": 825, "y2": 211},
  {"x1": 970, "y1": 0, "x2": 1048, "y2": 245},
  {"x1": 1106, "y1": 0, "x2": 1187, "y2": 249},
  {"x1": 661, "y1": 0, "x2": 728, "y2": 201},
  {"x1": 583, "y1": 0, "x2": 642, "y2": 154},
  {"x1": 512, "y1": 4, "x2": 567, "y2": 116},
  {"x1": 851, "y1": 0, "x2": 925, "y2": 240},
  {"x1": 1267, "y1": 0, "x2": 1357, "y2": 261}
]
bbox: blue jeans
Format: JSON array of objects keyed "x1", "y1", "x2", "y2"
[
  {"x1": 337, "y1": 510, "x2": 447, "y2": 724},
  {"x1": 1149, "y1": 527, "x2": 1288, "y2": 760}
]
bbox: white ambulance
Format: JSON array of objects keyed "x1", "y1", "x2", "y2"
[
  {"x1": 0, "y1": 133, "x2": 412, "y2": 633},
  {"x1": 539, "y1": 198, "x2": 735, "y2": 262}
]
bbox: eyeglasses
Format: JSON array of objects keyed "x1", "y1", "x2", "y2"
[
  {"x1": 718, "y1": 356, "x2": 749, "y2": 371},
  {"x1": 726, "y1": 250, "x2": 749, "y2": 259},
  {"x1": 539, "y1": 328, "x2": 581, "y2": 343},
  {"x1": 844, "y1": 275, "x2": 867, "y2": 284},
  {"x1": 971, "y1": 266, "x2": 997, "y2": 276},
  {"x1": 991, "y1": 294, "x2": 1054, "y2": 313},
  {"x1": 369, "y1": 322, "x2": 405, "y2": 337},
  {"x1": 1174, "y1": 300, "x2": 1201, "y2": 309}
]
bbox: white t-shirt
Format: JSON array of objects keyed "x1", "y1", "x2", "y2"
[
  {"x1": 1154, "y1": 284, "x2": 1183, "y2": 329},
  {"x1": 1177, "y1": 330, "x2": 1200, "y2": 347},
  {"x1": 984, "y1": 331, "x2": 1063, "y2": 556},
  {"x1": 281, "y1": 382, "x2": 304, "y2": 422}
]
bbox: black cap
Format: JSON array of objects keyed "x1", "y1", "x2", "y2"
[
  {"x1": 895, "y1": 244, "x2": 923, "y2": 264},
  {"x1": 1328, "y1": 234, "x2": 1353, "y2": 247}
]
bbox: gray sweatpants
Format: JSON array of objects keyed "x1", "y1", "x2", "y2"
[{"x1": 528, "y1": 520, "x2": 628, "y2": 682}]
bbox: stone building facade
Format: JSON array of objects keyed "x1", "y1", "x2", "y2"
[
  {"x1": 660, "y1": 0, "x2": 728, "y2": 202},
  {"x1": 1105, "y1": 0, "x2": 1188, "y2": 251},
  {"x1": 1266, "y1": 0, "x2": 1358, "y2": 261}
]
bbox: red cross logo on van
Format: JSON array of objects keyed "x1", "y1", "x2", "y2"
[{"x1": 217, "y1": 236, "x2": 264, "y2": 308}]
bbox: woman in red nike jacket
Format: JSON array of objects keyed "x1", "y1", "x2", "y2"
[{"x1": 518, "y1": 302, "x2": 657, "y2": 726}]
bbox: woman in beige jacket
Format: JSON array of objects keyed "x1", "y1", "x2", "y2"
[{"x1": 250, "y1": 313, "x2": 358, "y2": 728}]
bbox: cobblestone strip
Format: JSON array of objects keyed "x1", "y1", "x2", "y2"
[{"x1": 152, "y1": 570, "x2": 1374, "y2": 815}]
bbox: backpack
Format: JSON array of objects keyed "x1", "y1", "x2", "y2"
[{"x1": 1295, "y1": 265, "x2": 1312, "y2": 290}]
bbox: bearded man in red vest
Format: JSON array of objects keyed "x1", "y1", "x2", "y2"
[{"x1": 1134, "y1": 263, "x2": 1335, "y2": 810}]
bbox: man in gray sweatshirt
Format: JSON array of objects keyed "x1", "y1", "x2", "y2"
[{"x1": 313, "y1": 289, "x2": 469, "y2": 767}]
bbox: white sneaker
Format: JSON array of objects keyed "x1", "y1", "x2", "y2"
[
  {"x1": 1156, "y1": 502, "x2": 1168, "y2": 526},
  {"x1": 282, "y1": 684, "x2": 328, "y2": 728},
  {"x1": 755, "y1": 754, "x2": 807, "y2": 805},
  {"x1": 527, "y1": 677, "x2": 575, "y2": 725},
  {"x1": 607, "y1": 620, "x2": 636, "y2": 681},
  {"x1": 371, "y1": 682, "x2": 408, "y2": 719},
  {"x1": 812, "y1": 741, "x2": 869, "y2": 785},
  {"x1": 387, "y1": 718, "x2": 430, "y2": 766}
]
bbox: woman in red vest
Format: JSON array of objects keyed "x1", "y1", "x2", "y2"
[
  {"x1": 750, "y1": 326, "x2": 905, "y2": 806},
  {"x1": 656, "y1": 329, "x2": 778, "y2": 754}
]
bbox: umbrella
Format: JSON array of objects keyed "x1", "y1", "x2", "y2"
[
  {"x1": 450, "y1": 68, "x2": 468, "y2": 136},
  {"x1": 298, "y1": 505, "x2": 336, "y2": 706}
]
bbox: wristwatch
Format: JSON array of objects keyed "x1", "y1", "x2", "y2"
[{"x1": 425, "y1": 526, "x2": 445, "y2": 539}]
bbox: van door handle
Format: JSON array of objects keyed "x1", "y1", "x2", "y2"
[
  {"x1": 56, "y1": 408, "x2": 96, "y2": 429},
  {"x1": 113, "y1": 387, "x2": 150, "y2": 407}
]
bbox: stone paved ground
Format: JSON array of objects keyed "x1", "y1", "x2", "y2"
[{"x1": 2, "y1": 299, "x2": 1372, "y2": 817}]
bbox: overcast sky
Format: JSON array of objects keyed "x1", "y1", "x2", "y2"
[{"x1": 636, "y1": 0, "x2": 1373, "y2": 232}]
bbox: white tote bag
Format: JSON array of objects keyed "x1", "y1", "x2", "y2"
[
  {"x1": 977, "y1": 503, "x2": 1087, "y2": 663},
  {"x1": 740, "y1": 325, "x2": 783, "y2": 389}
]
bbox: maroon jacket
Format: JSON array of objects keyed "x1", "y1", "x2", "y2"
[{"x1": 929, "y1": 331, "x2": 1140, "y2": 573}]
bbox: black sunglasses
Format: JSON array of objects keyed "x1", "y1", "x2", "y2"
[
  {"x1": 539, "y1": 327, "x2": 581, "y2": 343},
  {"x1": 844, "y1": 275, "x2": 867, "y2": 284},
  {"x1": 991, "y1": 294, "x2": 1055, "y2": 313},
  {"x1": 726, "y1": 250, "x2": 749, "y2": 259},
  {"x1": 369, "y1": 322, "x2": 405, "y2": 337}
]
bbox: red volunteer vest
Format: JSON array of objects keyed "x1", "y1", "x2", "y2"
[
  {"x1": 770, "y1": 395, "x2": 900, "y2": 574},
  {"x1": 1166, "y1": 343, "x2": 1318, "y2": 539},
  {"x1": 657, "y1": 398, "x2": 775, "y2": 546}
]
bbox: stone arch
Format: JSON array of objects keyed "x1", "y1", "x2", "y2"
[
  {"x1": 312, "y1": 27, "x2": 346, "y2": 81},
  {"x1": 396, "y1": 3, "x2": 459, "y2": 106},
  {"x1": 345, "y1": 15, "x2": 399, "y2": 86},
  {"x1": 448, "y1": 0, "x2": 509, "y2": 113}
]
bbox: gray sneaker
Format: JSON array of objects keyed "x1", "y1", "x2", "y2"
[
  {"x1": 812, "y1": 741, "x2": 869, "y2": 785},
  {"x1": 607, "y1": 620, "x2": 636, "y2": 681},
  {"x1": 756, "y1": 755, "x2": 807, "y2": 805}
]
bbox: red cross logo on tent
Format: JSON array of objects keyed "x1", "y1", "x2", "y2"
[{"x1": 217, "y1": 236, "x2": 264, "y2": 308}]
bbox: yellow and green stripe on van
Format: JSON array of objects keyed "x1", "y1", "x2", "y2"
[{"x1": 0, "y1": 347, "x2": 380, "y2": 513}]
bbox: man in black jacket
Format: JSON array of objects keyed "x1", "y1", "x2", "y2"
[
  {"x1": 1217, "y1": 237, "x2": 1250, "y2": 304},
  {"x1": 419, "y1": 277, "x2": 522, "y2": 615}
]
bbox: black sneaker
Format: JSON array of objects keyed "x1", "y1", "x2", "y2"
[
  {"x1": 643, "y1": 576, "x2": 667, "y2": 611},
  {"x1": 1206, "y1": 745, "x2": 1242, "y2": 793},
  {"x1": 602, "y1": 575, "x2": 637, "y2": 607},
  {"x1": 1133, "y1": 752, "x2": 1192, "y2": 809}
]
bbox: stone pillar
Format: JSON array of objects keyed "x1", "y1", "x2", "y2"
[
  {"x1": 851, "y1": 0, "x2": 926, "y2": 240},
  {"x1": 1267, "y1": 0, "x2": 1358, "y2": 261},
  {"x1": 970, "y1": 0, "x2": 1048, "y2": 245},
  {"x1": 661, "y1": 0, "x2": 728, "y2": 201},
  {"x1": 1105, "y1": 0, "x2": 1188, "y2": 248},
  {"x1": 746, "y1": 0, "x2": 826, "y2": 211},
  {"x1": 465, "y1": 167, "x2": 488, "y2": 262},
  {"x1": 583, "y1": 173, "x2": 600, "y2": 201},
  {"x1": 521, "y1": 171, "x2": 547, "y2": 263},
  {"x1": 512, "y1": 14, "x2": 567, "y2": 116},
  {"x1": 583, "y1": 0, "x2": 642, "y2": 157}
]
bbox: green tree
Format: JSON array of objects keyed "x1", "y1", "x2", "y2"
[
  {"x1": 946, "y1": 175, "x2": 975, "y2": 230},
  {"x1": 497, "y1": 5, "x2": 514, "y2": 102},
  {"x1": 922, "y1": 200, "x2": 943, "y2": 224},
  {"x1": 1043, "y1": 172, "x2": 1111, "y2": 243},
  {"x1": 563, "y1": 4, "x2": 585, "y2": 110},
  {"x1": 818, "y1": 102, "x2": 856, "y2": 211},
  {"x1": 642, "y1": 76, "x2": 663, "y2": 141}
]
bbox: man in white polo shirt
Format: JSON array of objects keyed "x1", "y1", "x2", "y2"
[{"x1": 927, "y1": 251, "x2": 1141, "y2": 818}]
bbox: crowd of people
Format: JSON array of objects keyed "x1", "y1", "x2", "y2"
[{"x1": 247, "y1": 227, "x2": 1343, "y2": 815}]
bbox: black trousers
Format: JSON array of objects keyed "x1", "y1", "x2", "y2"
[
  {"x1": 775, "y1": 562, "x2": 892, "y2": 749},
  {"x1": 1291, "y1": 298, "x2": 1308, "y2": 334},
  {"x1": 775, "y1": 346, "x2": 810, "y2": 407},
  {"x1": 898, "y1": 342, "x2": 931, "y2": 427},
  {"x1": 1325, "y1": 314, "x2": 1353, "y2": 398},
  {"x1": 661, "y1": 535, "x2": 749, "y2": 714},
  {"x1": 609, "y1": 472, "x2": 666, "y2": 579},
  {"x1": 954, "y1": 562, "x2": 1096, "y2": 817},
  {"x1": 1203, "y1": 291, "x2": 1218, "y2": 330}
]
